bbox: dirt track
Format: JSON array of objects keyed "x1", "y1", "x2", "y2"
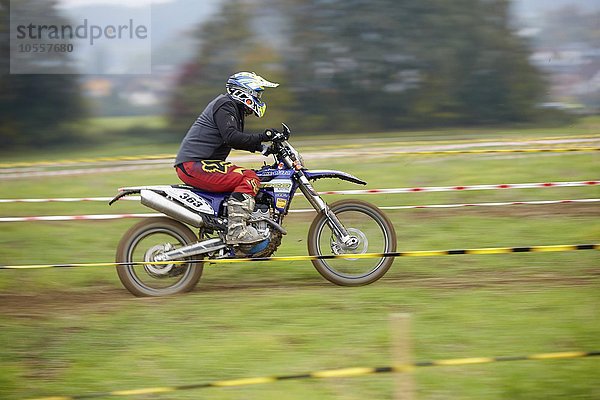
[
  {"x1": 1, "y1": 136, "x2": 597, "y2": 313},
  {"x1": 1, "y1": 269, "x2": 598, "y2": 318},
  {"x1": 1, "y1": 136, "x2": 598, "y2": 179}
]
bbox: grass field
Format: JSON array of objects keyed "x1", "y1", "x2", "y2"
[
  {"x1": 0, "y1": 123, "x2": 599, "y2": 399},
  {"x1": 1, "y1": 115, "x2": 599, "y2": 164}
]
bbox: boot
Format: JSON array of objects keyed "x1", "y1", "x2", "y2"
[{"x1": 226, "y1": 193, "x2": 266, "y2": 244}]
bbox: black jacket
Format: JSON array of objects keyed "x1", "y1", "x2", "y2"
[{"x1": 175, "y1": 94, "x2": 265, "y2": 165}]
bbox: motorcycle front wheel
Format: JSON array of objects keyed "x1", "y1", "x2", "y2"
[
  {"x1": 115, "y1": 217, "x2": 203, "y2": 296},
  {"x1": 307, "y1": 200, "x2": 397, "y2": 286}
]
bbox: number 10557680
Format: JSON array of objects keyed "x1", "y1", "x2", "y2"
[{"x1": 18, "y1": 43, "x2": 74, "y2": 53}]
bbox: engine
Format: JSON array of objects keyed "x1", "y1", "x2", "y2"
[{"x1": 235, "y1": 202, "x2": 283, "y2": 258}]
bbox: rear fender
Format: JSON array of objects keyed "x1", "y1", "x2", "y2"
[{"x1": 108, "y1": 185, "x2": 172, "y2": 205}]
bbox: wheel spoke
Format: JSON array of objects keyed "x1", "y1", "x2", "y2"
[
  {"x1": 308, "y1": 201, "x2": 396, "y2": 286},
  {"x1": 129, "y1": 230, "x2": 193, "y2": 289},
  {"x1": 116, "y1": 218, "x2": 203, "y2": 296}
]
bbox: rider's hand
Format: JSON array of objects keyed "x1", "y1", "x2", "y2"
[
  {"x1": 260, "y1": 143, "x2": 273, "y2": 156},
  {"x1": 263, "y1": 128, "x2": 289, "y2": 142}
]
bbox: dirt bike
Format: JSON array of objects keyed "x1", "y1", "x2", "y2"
[{"x1": 109, "y1": 124, "x2": 396, "y2": 296}]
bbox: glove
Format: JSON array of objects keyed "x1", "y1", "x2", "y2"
[
  {"x1": 260, "y1": 143, "x2": 273, "y2": 156},
  {"x1": 263, "y1": 128, "x2": 289, "y2": 142}
]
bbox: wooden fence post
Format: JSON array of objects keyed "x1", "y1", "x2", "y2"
[{"x1": 390, "y1": 313, "x2": 415, "y2": 400}]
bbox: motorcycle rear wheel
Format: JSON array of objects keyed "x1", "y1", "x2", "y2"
[
  {"x1": 307, "y1": 200, "x2": 396, "y2": 286},
  {"x1": 116, "y1": 217, "x2": 203, "y2": 296}
]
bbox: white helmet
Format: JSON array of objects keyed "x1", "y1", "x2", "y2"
[{"x1": 226, "y1": 72, "x2": 279, "y2": 118}]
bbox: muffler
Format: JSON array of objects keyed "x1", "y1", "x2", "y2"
[
  {"x1": 140, "y1": 189, "x2": 204, "y2": 228},
  {"x1": 154, "y1": 238, "x2": 227, "y2": 262}
]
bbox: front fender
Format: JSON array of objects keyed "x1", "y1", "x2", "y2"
[{"x1": 304, "y1": 169, "x2": 367, "y2": 185}]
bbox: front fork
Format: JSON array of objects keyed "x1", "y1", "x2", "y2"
[{"x1": 297, "y1": 174, "x2": 359, "y2": 249}]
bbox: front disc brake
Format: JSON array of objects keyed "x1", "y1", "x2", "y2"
[{"x1": 330, "y1": 228, "x2": 369, "y2": 260}]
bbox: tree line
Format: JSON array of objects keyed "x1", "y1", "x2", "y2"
[
  {"x1": 0, "y1": 0, "x2": 84, "y2": 149},
  {"x1": 1, "y1": 0, "x2": 556, "y2": 150},
  {"x1": 170, "y1": 0, "x2": 546, "y2": 134}
]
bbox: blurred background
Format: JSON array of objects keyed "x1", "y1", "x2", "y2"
[
  {"x1": 1, "y1": 1, "x2": 599, "y2": 399},
  {"x1": 1, "y1": 0, "x2": 599, "y2": 150}
]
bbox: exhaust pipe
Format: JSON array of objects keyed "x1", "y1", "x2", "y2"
[
  {"x1": 154, "y1": 238, "x2": 227, "y2": 262},
  {"x1": 140, "y1": 189, "x2": 204, "y2": 228}
]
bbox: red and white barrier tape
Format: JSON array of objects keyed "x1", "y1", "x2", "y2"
[
  {"x1": 0, "y1": 213, "x2": 163, "y2": 222},
  {"x1": 380, "y1": 198, "x2": 600, "y2": 210},
  {"x1": 1, "y1": 199, "x2": 597, "y2": 222},
  {"x1": 316, "y1": 180, "x2": 599, "y2": 195},
  {"x1": 0, "y1": 196, "x2": 138, "y2": 203},
  {"x1": 0, "y1": 180, "x2": 598, "y2": 204}
]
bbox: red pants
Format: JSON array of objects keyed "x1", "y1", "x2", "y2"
[{"x1": 176, "y1": 161, "x2": 260, "y2": 196}]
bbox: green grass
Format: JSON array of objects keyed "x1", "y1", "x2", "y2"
[
  {"x1": 86, "y1": 115, "x2": 168, "y2": 131},
  {"x1": 0, "y1": 287, "x2": 598, "y2": 399},
  {"x1": 0, "y1": 127, "x2": 598, "y2": 399}
]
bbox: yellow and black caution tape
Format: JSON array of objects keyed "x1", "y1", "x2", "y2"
[
  {"x1": 300, "y1": 133, "x2": 600, "y2": 151},
  {"x1": 5, "y1": 133, "x2": 596, "y2": 169},
  {"x1": 1, "y1": 147, "x2": 598, "y2": 168},
  {"x1": 0, "y1": 154, "x2": 175, "y2": 169},
  {"x1": 2, "y1": 244, "x2": 598, "y2": 270},
  {"x1": 370, "y1": 147, "x2": 600, "y2": 156},
  {"x1": 26, "y1": 350, "x2": 599, "y2": 399}
]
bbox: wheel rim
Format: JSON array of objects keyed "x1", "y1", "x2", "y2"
[
  {"x1": 315, "y1": 207, "x2": 390, "y2": 280},
  {"x1": 125, "y1": 227, "x2": 196, "y2": 294}
]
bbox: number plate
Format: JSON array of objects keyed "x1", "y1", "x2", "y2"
[{"x1": 164, "y1": 188, "x2": 215, "y2": 214}]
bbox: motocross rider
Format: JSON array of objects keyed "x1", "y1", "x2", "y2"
[{"x1": 174, "y1": 72, "x2": 286, "y2": 245}]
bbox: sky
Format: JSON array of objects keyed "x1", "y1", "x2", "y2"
[
  {"x1": 56, "y1": 0, "x2": 172, "y2": 8},
  {"x1": 57, "y1": 0, "x2": 600, "y2": 12}
]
